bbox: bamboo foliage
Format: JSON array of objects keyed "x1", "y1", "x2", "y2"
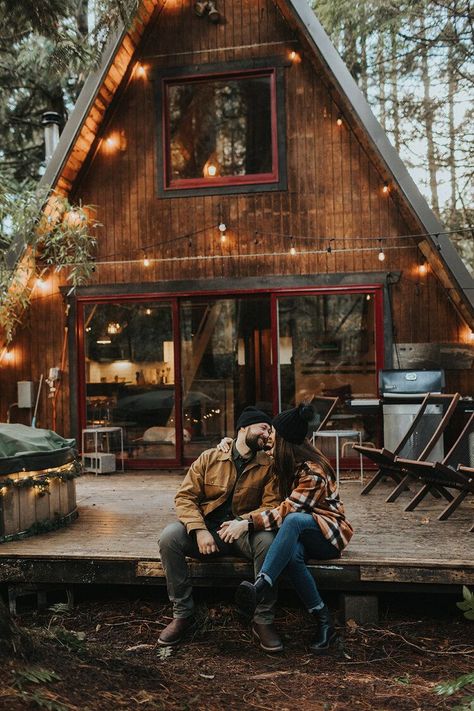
[{"x1": 0, "y1": 189, "x2": 99, "y2": 348}]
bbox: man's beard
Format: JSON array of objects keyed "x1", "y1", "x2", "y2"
[{"x1": 245, "y1": 432, "x2": 266, "y2": 452}]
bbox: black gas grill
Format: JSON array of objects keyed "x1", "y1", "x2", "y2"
[{"x1": 379, "y1": 369, "x2": 445, "y2": 454}]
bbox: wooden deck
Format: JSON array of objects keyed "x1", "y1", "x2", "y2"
[{"x1": 0, "y1": 472, "x2": 473, "y2": 592}]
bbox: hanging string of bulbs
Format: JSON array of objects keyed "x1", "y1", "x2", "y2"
[{"x1": 92, "y1": 225, "x2": 472, "y2": 269}]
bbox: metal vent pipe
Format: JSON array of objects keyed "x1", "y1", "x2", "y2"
[{"x1": 41, "y1": 111, "x2": 61, "y2": 164}]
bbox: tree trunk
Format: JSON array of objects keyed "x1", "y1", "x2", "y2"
[
  {"x1": 420, "y1": 15, "x2": 440, "y2": 214},
  {"x1": 389, "y1": 25, "x2": 400, "y2": 153},
  {"x1": 447, "y1": 43, "x2": 457, "y2": 221},
  {"x1": 377, "y1": 32, "x2": 387, "y2": 131}
]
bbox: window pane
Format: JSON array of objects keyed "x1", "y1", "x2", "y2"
[
  {"x1": 167, "y1": 74, "x2": 273, "y2": 181},
  {"x1": 180, "y1": 297, "x2": 272, "y2": 459},
  {"x1": 277, "y1": 293, "x2": 378, "y2": 453},
  {"x1": 84, "y1": 302, "x2": 177, "y2": 461}
]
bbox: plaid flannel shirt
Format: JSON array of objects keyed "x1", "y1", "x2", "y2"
[{"x1": 250, "y1": 460, "x2": 353, "y2": 551}]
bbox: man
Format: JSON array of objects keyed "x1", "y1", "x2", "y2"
[{"x1": 158, "y1": 406, "x2": 282, "y2": 652}]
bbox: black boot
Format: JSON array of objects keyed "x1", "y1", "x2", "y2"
[
  {"x1": 309, "y1": 604, "x2": 337, "y2": 654},
  {"x1": 235, "y1": 576, "x2": 271, "y2": 617}
]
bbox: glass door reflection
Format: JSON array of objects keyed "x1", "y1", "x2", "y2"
[
  {"x1": 277, "y1": 292, "x2": 379, "y2": 456},
  {"x1": 83, "y1": 301, "x2": 177, "y2": 463},
  {"x1": 180, "y1": 297, "x2": 272, "y2": 460}
]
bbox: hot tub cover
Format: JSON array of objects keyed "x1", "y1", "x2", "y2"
[{"x1": 0, "y1": 424, "x2": 77, "y2": 476}]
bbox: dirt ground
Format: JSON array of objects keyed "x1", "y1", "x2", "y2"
[{"x1": 0, "y1": 589, "x2": 472, "y2": 711}]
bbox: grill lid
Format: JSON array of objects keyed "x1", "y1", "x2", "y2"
[{"x1": 379, "y1": 369, "x2": 445, "y2": 394}]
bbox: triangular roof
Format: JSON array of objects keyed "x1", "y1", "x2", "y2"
[{"x1": 8, "y1": 0, "x2": 474, "y2": 324}]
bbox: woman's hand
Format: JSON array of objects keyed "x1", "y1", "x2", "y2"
[
  {"x1": 218, "y1": 519, "x2": 248, "y2": 542},
  {"x1": 216, "y1": 437, "x2": 233, "y2": 453}
]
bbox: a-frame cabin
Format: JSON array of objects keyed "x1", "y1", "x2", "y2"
[{"x1": 1, "y1": 0, "x2": 473, "y2": 472}]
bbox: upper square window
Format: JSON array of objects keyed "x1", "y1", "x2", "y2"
[{"x1": 157, "y1": 65, "x2": 287, "y2": 196}]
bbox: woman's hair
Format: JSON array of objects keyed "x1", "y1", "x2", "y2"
[{"x1": 273, "y1": 433, "x2": 335, "y2": 500}]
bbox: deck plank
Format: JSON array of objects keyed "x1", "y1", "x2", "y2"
[{"x1": 0, "y1": 473, "x2": 472, "y2": 588}]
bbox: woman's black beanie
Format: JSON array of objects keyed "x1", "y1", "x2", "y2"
[{"x1": 272, "y1": 403, "x2": 314, "y2": 444}]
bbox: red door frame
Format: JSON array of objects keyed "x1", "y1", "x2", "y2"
[{"x1": 76, "y1": 284, "x2": 384, "y2": 469}]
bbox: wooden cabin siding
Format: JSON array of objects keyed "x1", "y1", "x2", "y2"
[{"x1": 0, "y1": 0, "x2": 471, "y2": 434}]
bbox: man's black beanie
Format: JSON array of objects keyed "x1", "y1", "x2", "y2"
[{"x1": 235, "y1": 406, "x2": 272, "y2": 431}]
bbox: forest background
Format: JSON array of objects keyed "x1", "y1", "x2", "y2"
[{"x1": 0, "y1": 0, "x2": 473, "y2": 273}]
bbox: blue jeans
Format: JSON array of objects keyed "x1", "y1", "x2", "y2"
[{"x1": 260, "y1": 512, "x2": 340, "y2": 611}]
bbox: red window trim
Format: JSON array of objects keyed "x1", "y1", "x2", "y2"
[{"x1": 161, "y1": 67, "x2": 280, "y2": 191}]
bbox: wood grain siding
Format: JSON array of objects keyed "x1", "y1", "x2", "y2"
[{"x1": 0, "y1": 0, "x2": 470, "y2": 435}]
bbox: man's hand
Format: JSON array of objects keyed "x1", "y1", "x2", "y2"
[
  {"x1": 196, "y1": 529, "x2": 218, "y2": 555},
  {"x1": 218, "y1": 519, "x2": 248, "y2": 543},
  {"x1": 216, "y1": 436, "x2": 233, "y2": 453}
]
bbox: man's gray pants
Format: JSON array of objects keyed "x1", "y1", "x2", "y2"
[{"x1": 159, "y1": 521, "x2": 277, "y2": 624}]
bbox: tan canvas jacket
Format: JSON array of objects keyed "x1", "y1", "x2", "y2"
[{"x1": 175, "y1": 444, "x2": 279, "y2": 534}]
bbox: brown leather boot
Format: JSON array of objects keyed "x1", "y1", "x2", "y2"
[
  {"x1": 252, "y1": 622, "x2": 283, "y2": 653},
  {"x1": 158, "y1": 616, "x2": 196, "y2": 646}
]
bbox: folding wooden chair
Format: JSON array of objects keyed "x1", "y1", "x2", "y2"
[
  {"x1": 354, "y1": 393, "x2": 460, "y2": 496},
  {"x1": 310, "y1": 395, "x2": 340, "y2": 432},
  {"x1": 394, "y1": 412, "x2": 474, "y2": 515}
]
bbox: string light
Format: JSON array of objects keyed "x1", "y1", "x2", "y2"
[
  {"x1": 35, "y1": 276, "x2": 47, "y2": 290},
  {"x1": 289, "y1": 50, "x2": 301, "y2": 63},
  {"x1": 135, "y1": 62, "x2": 147, "y2": 78},
  {"x1": 382, "y1": 182, "x2": 390, "y2": 194},
  {"x1": 336, "y1": 115, "x2": 343, "y2": 127},
  {"x1": 378, "y1": 239, "x2": 386, "y2": 261},
  {"x1": 218, "y1": 222, "x2": 227, "y2": 243},
  {"x1": 289, "y1": 239, "x2": 296, "y2": 256},
  {"x1": 418, "y1": 258, "x2": 428, "y2": 275},
  {"x1": 143, "y1": 252, "x2": 150, "y2": 267}
]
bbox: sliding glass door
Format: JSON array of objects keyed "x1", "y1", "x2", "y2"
[
  {"x1": 78, "y1": 287, "x2": 382, "y2": 468},
  {"x1": 275, "y1": 289, "x2": 381, "y2": 457},
  {"x1": 180, "y1": 296, "x2": 272, "y2": 460},
  {"x1": 82, "y1": 300, "x2": 179, "y2": 465}
]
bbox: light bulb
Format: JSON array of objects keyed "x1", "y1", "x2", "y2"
[
  {"x1": 378, "y1": 249, "x2": 386, "y2": 262},
  {"x1": 418, "y1": 262, "x2": 427, "y2": 275},
  {"x1": 336, "y1": 116, "x2": 343, "y2": 127},
  {"x1": 290, "y1": 246, "x2": 296, "y2": 256},
  {"x1": 220, "y1": 232, "x2": 226, "y2": 243},
  {"x1": 208, "y1": 163, "x2": 217, "y2": 177},
  {"x1": 135, "y1": 63, "x2": 147, "y2": 78},
  {"x1": 218, "y1": 222, "x2": 227, "y2": 232},
  {"x1": 143, "y1": 255, "x2": 150, "y2": 267},
  {"x1": 382, "y1": 183, "x2": 389, "y2": 194}
]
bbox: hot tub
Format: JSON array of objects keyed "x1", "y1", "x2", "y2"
[{"x1": 0, "y1": 424, "x2": 81, "y2": 543}]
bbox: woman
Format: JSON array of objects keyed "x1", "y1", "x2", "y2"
[{"x1": 219, "y1": 403, "x2": 353, "y2": 653}]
